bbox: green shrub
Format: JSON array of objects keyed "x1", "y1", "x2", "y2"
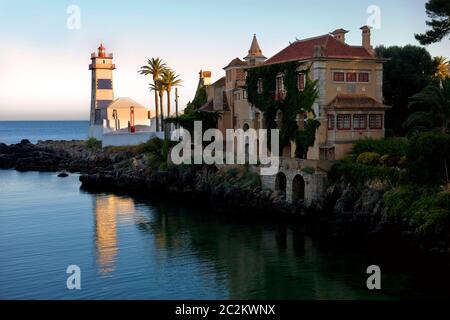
[
  {"x1": 384, "y1": 185, "x2": 450, "y2": 231},
  {"x1": 137, "y1": 137, "x2": 163, "y2": 155},
  {"x1": 398, "y1": 156, "x2": 408, "y2": 169},
  {"x1": 379, "y1": 154, "x2": 401, "y2": 167},
  {"x1": 226, "y1": 167, "x2": 239, "y2": 178},
  {"x1": 85, "y1": 137, "x2": 100, "y2": 149},
  {"x1": 139, "y1": 138, "x2": 176, "y2": 170},
  {"x1": 357, "y1": 152, "x2": 381, "y2": 165},
  {"x1": 220, "y1": 166, "x2": 261, "y2": 189},
  {"x1": 406, "y1": 132, "x2": 450, "y2": 185},
  {"x1": 379, "y1": 154, "x2": 390, "y2": 166},
  {"x1": 329, "y1": 161, "x2": 401, "y2": 187},
  {"x1": 352, "y1": 138, "x2": 409, "y2": 157},
  {"x1": 302, "y1": 166, "x2": 315, "y2": 174},
  {"x1": 341, "y1": 154, "x2": 357, "y2": 164}
]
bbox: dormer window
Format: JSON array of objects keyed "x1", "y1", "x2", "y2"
[
  {"x1": 257, "y1": 78, "x2": 263, "y2": 94},
  {"x1": 298, "y1": 73, "x2": 305, "y2": 92}
]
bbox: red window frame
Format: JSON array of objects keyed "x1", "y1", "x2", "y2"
[
  {"x1": 333, "y1": 72, "x2": 345, "y2": 82},
  {"x1": 328, "y1": 114, "x2": 335, "y2": 130},
  {"x1": 358, "y1": 72, "x2": 369, "y2": 83},
  {"x1": 346, "y1": 72, "x2": 357, "y2": 82},
  {"x1": 353, "y1": 114, "x2": 367, "y2": 130},
  {"x1": 298, "y1": 73, "x2": 305, "y2": 91},
  {"x1": 337, "y1": 114, "x2": 351, "y2": 130},
  {"x1": 369, "y1": 114, "x2": 383, "y2": 129}
]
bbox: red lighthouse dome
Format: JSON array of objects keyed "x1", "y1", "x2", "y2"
[{"x1": 98, "y1": 44, "x2": 106, "y2": 58}]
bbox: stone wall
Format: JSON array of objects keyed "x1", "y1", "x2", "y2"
[{"x1": 260, "y1": 158, "x2": 330, "y2": 207}]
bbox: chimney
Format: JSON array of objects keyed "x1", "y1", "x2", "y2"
[
  {"x1": 331, "y1": 28, "x2": 348, "y2": 43},
  {"x1": 360, "y1": 25, "x2": 373, "y2": 51},
  {"x1": 202, "y1": 71, "x2": 212, "y2": 86}
]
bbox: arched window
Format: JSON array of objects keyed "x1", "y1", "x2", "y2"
[
  {"x1": 275, "y1": 172, "x2": 287, "y2": 200},
  {"x1": 292, "y1": 175, "x2": 305, "y2": 203}
]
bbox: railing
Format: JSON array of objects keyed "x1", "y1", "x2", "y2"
[
  {"x1": 89, "y1": 63, "x2": 116, "y2": 69},
  {"x1": 91, "y1": 53, "x2": 114, "y2": 59}
]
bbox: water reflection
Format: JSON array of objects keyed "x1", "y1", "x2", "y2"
[
  {"x1": 94, "y1": 195, "x2": 137, "y2": 274},
  {"x1": 2, "y1": 170, "x2": 449, "y2": 299},
  {"x1": 91, "y1": 193, "x2": 383, "y2": 299},
  {"x1": 89, "y1": 192, "x2": 447, "y2": 300}
]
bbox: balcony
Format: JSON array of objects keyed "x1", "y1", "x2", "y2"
[{"x1": 91, "y1": 52, "x2": 114, "y2": 59}]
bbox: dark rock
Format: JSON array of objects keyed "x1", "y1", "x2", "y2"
[
  {"x1": 0, "y1": 143, "x2": 8, "y2": 153},
  {"x1": 58, "y1": 172, "x2": 69, "y2": 178},
  {"x1": 20, "y1": 139, "x2": 31, "y2": 145}
]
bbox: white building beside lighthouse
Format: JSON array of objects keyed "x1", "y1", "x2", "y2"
[{"x1": 88, "y1": 44, "x2": 160, "y2": 146}]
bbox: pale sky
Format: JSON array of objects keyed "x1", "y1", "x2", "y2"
[{"x1": 0, "y1": 0, "x2": 448, "y2": 120}]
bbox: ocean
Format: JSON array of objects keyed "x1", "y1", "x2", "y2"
[{"x1": 0, "y1": 121, "x2": 89, "y2": 145}]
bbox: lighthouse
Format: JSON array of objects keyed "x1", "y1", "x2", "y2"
[{"x1": 88, "y1": 44, "x2": 116, "y2": 139}]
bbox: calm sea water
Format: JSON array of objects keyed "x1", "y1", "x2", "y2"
[
  {"x1": 1, "y1": 170, "x2": 450, "y2": 300},
  {"x1": 0, "y1": 121, "x2": 89, "y2": 145}
]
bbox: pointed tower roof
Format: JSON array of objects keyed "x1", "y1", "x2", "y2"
[{"x1": 244, "y1": 34, "x2": 266, "y2": 60}]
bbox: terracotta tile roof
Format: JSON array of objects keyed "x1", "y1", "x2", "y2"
[
  {"x1": 211, "y1": 76, "x2": 225, "y2": 87},
  {"x1": 331, "y1": 28, "x2": 348, "y2": 35},
  {"x1": 265, "y1": 34, "x2": 376, "y2": 65},
  {"x1": 199, "y1": 100, "x2": 214, "y2": 112},
  {"x1": 325, "y1": 94, "x2": 391, "y2": 110},
  {"x1": 199, "y1": 92, "x2": 229, "y2": 112},
  {"x1": 224, "y1": 57, "x2": 247, "y2": 69}
]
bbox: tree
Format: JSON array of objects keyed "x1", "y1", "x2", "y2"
[
  {"x1": 415, "y1": 0, "x2": 450, "y2": 45},
  {"x1": 139, "y1": 58, "x2": 167, "y2": 131},
  {"x1": 434, "y1": 56, "x2": 449, "y2": 81},
  {"x1": 408, "y1": 77, "x2": 450, "y2": 134},
  {"x1": 375, "y1": 45, "x2": 436, "y2": 135},
  {"x1": 150, "y1": 80, "x2": 166, "y2": 131},
  {"x1": 407, "y1": 132, "x2": 450, "y2": 184},
  {"x1": 160, "y1": 69, "x2": 182, "y2": 119}
]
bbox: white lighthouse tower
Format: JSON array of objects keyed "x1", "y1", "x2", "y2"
[{"x1": 88, "y1": 44, "x2": 116, "y2": 139}]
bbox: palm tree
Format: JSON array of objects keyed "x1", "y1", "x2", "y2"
[
  {"x1": 150, "y1": 80, "x2": 166, "y2": 131},
  {"x1": 160, "y1": 69, "x2": 182, "y2": 118},
  {"x1": 434, "y1": 56, "x2": 449, "y2": 82},
  {"x1": 139, "y1": 58, "x2": 167, "y2": 131},
  {"x1": 408, "y1": 77, "x2": 450, "y2": 133}
]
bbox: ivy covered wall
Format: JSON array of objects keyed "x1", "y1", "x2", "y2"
[{"x1": 246, "y1": 61, "x2": 321, "y2": 158}]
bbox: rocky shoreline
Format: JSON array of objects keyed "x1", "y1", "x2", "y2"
[{"x1": 1, "y1": 139, "x2": 449, "y2": 256}]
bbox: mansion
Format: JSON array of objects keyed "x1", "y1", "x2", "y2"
[{"x1": 197, "y1": 27, "x2": 390, "y2": 160}]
